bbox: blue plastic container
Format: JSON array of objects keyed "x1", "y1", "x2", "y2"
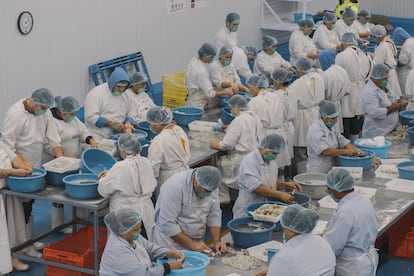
[
  {"x1": 138, "y1": 139, "x2": 151, "y2": 157},
  {"x1": 63, "y1": 173, "x2": 99, "y2": 200},
  {"x1": 137, "y1": 121, "x2": 157, "y2": 140},
  {"x1": 81, "y1": 148, "x2": 117, "y2": 175},
  {"x1": 7, "y1": 168, "x2": 46, "y2": 193},
  {"x1": 221, "y1": 107, "x2": 235, "y2": 125},
  {"x1": 407, "y1": 127, "x2": 414, "y2": 145},
  {"x1": 111, "y1": 129, "x2": 148, "y2": 141},
  {"x1": 156, "y1": 250, "x2": 210, "y2": 276},
  {"x1": 245, "y1": 201, "x2": 286, "y2": 231},
  {"x1": 338, "y1": 150, "x2": 375, "y2": 170},
  {"x1": 397, "y1": 161, "x2": 414, "y2": 180},
  {"x1": 219, "y1": 95, "x2": 230, "y2": 107},
  {"x1": 266, "y1": 248, "x2": 280, "y2": 265},
  {"x1": 228, "y1": 216, "x2": 276, "y2": 248},
  {"x1": 293, "y1": 192, "x2": 312, "y2": 208},
  {"x1": 45, "y1": 169, "x2": 79, "y2": 186},
  {"x1": 172, "y1": 107, "x2": 204, "y2": 126},
  {"x1": 399, "y1": 110, "x2": 414, "y2": 125},
  {"x1": 294, "y1": 13, "x2": 314, "y2": 23},
  {"x1": 354, "y1": 138, "x2": 392, "y2": 159}
]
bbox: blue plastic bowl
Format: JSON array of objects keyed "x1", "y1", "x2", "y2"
[
  {"x1": 407, "y1": 127, "x2": 414, "y2": 145},
  {"x1": 293, "y1": 192, "x2": 312, "y2": 207},
  {"x1": 338, "y1": 150, "x2": 375, "y2": 170},
  {"x1": 45, "y1": 169, "x2": 79, "y2": 186},
  {"x1": 172, "y1": 107, "x2": 204, "y2": 126},
  {"x1": 245, "y1": 201, "x2": 286, "y2": 231},
  {"x1": 397, "y1": 161, "x2": 414, "y2": 180},
  {"x1": 354, "y1": 138, "x2": 392, "y2": 159},
  {"x1": 63, "y1": 173, "x2": 99, "y2": 200},
  {"x1": 228, "y1": 216, "x2": 276, "y2": 248},
  {"x1": 400, "y1": 110, "x2": 414, "y2": 125},
  {"x1": 137, "y1": 121, "x2": 157, "y2": 140},
  {"x1": 138, "y1": 139, "x2": 151, "y2": 157},
  {"x1": 157, "y1": 250, "x2": 210, "y2": 276},
  {"x1": 111, "y1": 129, "x2": 148, "y2": 140},
  {"x1": 221, "y1": 107, "x2": 235, "y2": 125},
  {"x1": 7, "y1": 168, "x2": 46, "y2": 193},
  {"x1": 219, "y1": 95, "x2": 230, "y2": 107},
  {"x1": 81, "y1": 148, "x2": 117, "y2": 175}
]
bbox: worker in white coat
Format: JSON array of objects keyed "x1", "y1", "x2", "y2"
[
  {"x1": 335, "y1": 7, "x2": 358, "y2": 41},
  {"x1": 313, "y1": 12, "x2": 341, "y2": 51},
  {"x1": 151, "y1": 166, "x2": 227, "y2": 254},
  {"x1": 256, "y1": 204, "x2": 336, "y2": 276},
  {"x1": 396, "y1": 27, "x2": 414, "y2": 96},
  {"x1": 324, "y1": 168, "x2": 379, "y2": 276},
  {"x1": 406, "y1": 68, "x2": 414, "y2": 110},
  {"x1": 254, "y1": 35, "x2": 292, "y2": 79},
  {"x1": 361, "y1": 64, "x2": 408, "y2": 138},
  {"x1": 233, "y1": 134, "x2": 302, "y2": 218},
  {"x1": 289, "y1": 19, "x2": 319, "y2": 67},
  {"x1": 210, "y1": 95, "x2": 264, "y2": 203},
  {"x1": 209, "y1": 46, "x2": 249, "y2": 93},
  {"x1": 146, "y1": 106, "x2": 190, "y2": 197},
  {"x1": 126, "y1": 72, "x2": 156, "y2": 123},
  {"x1": 372, "y1": 25, "x2": 402, "y2": 97},
  {"x1": 354, "y1": 9, "x2": 373, "y2": 39},
  {"x1": 306, "y1": 100, "x2": 361, "y2": 174},
  {"x1": 213, "y1": 12, "x2": 240, "y2": 51},
  {"x1": 100, "y1": 208, "x2": 185, "y2": 276},
  {"x1": 1, "y1": 88, "x2": 61, "y2": 258},
  {"x1": 84, "y1": 67, "x2": 134, "y2": 142},
  {"x1": 185, "y1": 43, "x2": 233, "y2": 109},
  {"x1": 232, "y1": 46, "x2": 257, "y2": 80},
  {"x1": 98, "y1": 133, "x2": 157, "y2": 239}
]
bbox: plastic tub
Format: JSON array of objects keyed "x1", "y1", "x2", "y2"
[
  {"x1": 138, "y1": 139, "x2": 151, "y2": 157},
  {"x1": 219, "y1": 95, "x2": 230, "y2": 107},
  {"x1": 7, "y1": 168, "x2": 46, "y2": 193},
  {"x1": 228, "y1": 216, "x2": 276, "y2": 248},
  {"x1": 45, "y1": 169, "x2": 79, "y2": 186},
  {"x1": 354, "y1": 138, "x2": 392, "y2": 159},
  {"x1": 294, "y1": 13, "x2": 314, "y2": 23},
  {"x1": 400, "y1": 110, "x2": 414, "y2": 125},
  {"x1": 111, "y1": 129, "x2": 148, "y2": 140},
  {"x1": 63, "y1": 173, "x2": 99, "y2": 200},
  {"x1": 221, "y1": 107, "x2": 235, "y2": 125},
  {"x1": 338, "y1": 150, "x2": 375, "y2": 170},
  {"x1": 137, "y1": 121, "x2": 157, "y2": 140},
  {"x1": 293, "y1": 192, "x2": 312, "y2": 208},
  {"x1": 156, "y1": 250, "x2": 210, "y2": 276},
  {"x1": 245, "y1": 201, "x2": 286, "y2": 231},
  {"x1": 407, "y1": 127, "x2": 414, "y2": 145},
  {"x1": 81, "y1": 148, "x2": 117, "y2": 175},
  {"x1": 397, "y1": 161, "x2": 414, "y2": 181},
  {"x1": 293, "y1": 173, "x2": 327, "y2": 200},
  {"x1": 172, "y1": 107, "x2": 204, "y2": 126}
]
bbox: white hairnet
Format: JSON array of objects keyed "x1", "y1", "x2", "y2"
[
  {"x1": 296, "y1": 57, "x2": 313, "y2": 73},
  {"x1": 259, "y1": 134, "x2": 285, "y2": 153},
  {"x1": 246, "y1": 74, "x2": 269, "y2": 88},
  {"x1": 327, "y1": 168, "x2": 355, "y2": 192},
  {"x1": 323, "y1": 12, "x2": 337, "y2": 23},
  {"x1": 241, "y1": 46, "x2": 258, "y2": 59},
  {"x1": 130, "y1": 72, "x2": 148, "y2": 85},
  {"x1": 341, "y1": 32, "x2": 358, "y2": 45},
  {"x1": 56, "y1": 96, "x2": 80, "y2": 113},
  {"x1": 195, "y1": 166, "x2": 222, "y2": 191},
  {"x1": 298, "y1": 18, "x2": 315, "y2": 29},
  {"x1": 104, "y1": 208, "x2": 142, "y2": 236},
  {"x1": 31, "y1": 88, "x2": 55, "y2": 107},
  {"x1": 226, "y1": 12, "x2": 240, "y2": 24},
  {"x1": 371, "y1": 25, "x2": 387, "y2": 38},
  {"x1": 280, "y1": 204, "x2": 319, "y2": 234},
  {"x1": 262, "y1": 35, "x2": 277, "y2": 49},
  {"x1": 357, "y1": 9, "x2": 371, "y2": 19},
  {"x1": 342, "y1": 7, "x2": 356, "y2": 19},
  {"x1": 198, "y1": 43, "x2": 217, "y2": 58},
  {"x1": 146, "y1": 106, "x2": 173, "y2": 125},
  {"x1": 228, "y1": 94, "x2": 249, "y2": 110},
  {"x1": 271, "y1": 68, "x2": 294, "y2": 83},
  {"x1": 319, "y1": 100, "x2": 340, "y2": 118},
  {"x1": 118, "y1": 133, "x2": 141, "y2": 155},
  {"x1": 371, "y1": 63, "x2": 390, "y2": 80},
  {"x1": 219, "y1": 46, "x2": 233, "y2": 57}
]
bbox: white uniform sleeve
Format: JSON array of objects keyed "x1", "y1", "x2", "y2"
[
  {"x1": 206, "y1": 190, "x2": 222, "y2": 227},
  {"x1": 219, "y1": 119, "x2": 242, "y2": 150},
  {"x1": 84, "y1": 88, "x2": 103, "y2": 127},
  {"x1": 361, "y1": 91, "x2": 388, "y2": 120},
  {"x1": 406, "y1": 70, "x2": 414, "y2": 100},
  {"x1": 148, "y1": 138, "x2": 163, "y2": 178},
  {"x1": 306, "y1": 126, "x2": 331, "y2": 155},
  {"x1": 97, "y1": 162, "x2": 124, "y2": 197},
  {"x1": 209, "y1": 62, "x2": 225, "y2": 88},
  {"x1": 314, "y1": 27, "x2": 337, "y2": 50},
  {"x1": 1, "y1": 107, "x2": 24, "y2": 153},
  {"x1": 399, "y1": 43, "x2": 412, "y2": 65},
  {"x1": 373, "y1": 43, "x2": 387, "y2": 65},
  {"x1": 44, "y1": 110, "x2": 62, "y2": 149},
  {"x1": 156, "y1": 186, "x2": 185, "y2": 237},
  {"x1": 196, "y1": 69, "x2": 216, "y2": 98},
  {"x1": 323, "y1": 208, "x2": 353, "y2": 256}
]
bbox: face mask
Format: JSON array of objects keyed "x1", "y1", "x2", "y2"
[
  {"x1": 328, "y1": 24, "x2": 335, "y2": 30},
  {"x1": 325, "y1": 121, "x2": 336, "y2": 129},
  {"x1": 113, "y1": 90, "x2": 123, "y2": 96},
  {"x1": 222, "y1": 59, "x2": 231, "y2": 67},
  {"x1": 329, "y1": 192, "x2": 340, "y2": 203},
  {"x1": 34, "y1": 109, "x2": 47, "y2": 116},
  {"x1": 381, "y1": 80, "x2": 388, "y2": 89},
  {"x1": 360, "y1": 20, "x2": 367, "y2": 25},
  {"x1": 267, "y1": 48, "x2": 276, "y2": 55},
  {"x1": 305, "y1": 31, "x2": 312, "y2": 36},
  {"x1": 230, "y1": 26, "x2": 238, "y2": 32},
  {"x1": 263, "y1": 153, "x2": 277, "y2": 162},
  {"x1": 149, "y1": 126, "x2": 159, "y2": 134},
  {"x1": 131, "y1": 229, "x2": 141, "y2": 240},
  {"x1": 282, "y1": 230, "x2": 287, "y2": 243},
  {"x1": 206, "y1": 57, "x2": 214, "y2": 64},
  {"x1": 231, "y1": 110, "x2": 237, "y2": 117},
  {"x1": 65, "y1": 115, "x2": 75, "y2": 123},
  {"x1": 197, "y1": 191, "x2": 212, "y2": 199},
  {"x1": 137, "y1": 88, "x2": 145, "y2": 94},
  {"x1": 246, "y1": 91, "x2": 254, "y2": 97},
  {"x1": 345, "y1": 21, "x2": 353, "y2": 26}
]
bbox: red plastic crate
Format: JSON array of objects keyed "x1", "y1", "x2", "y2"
[{"x1": 44, "y1": 226, "x2": 107, "y2": 276}]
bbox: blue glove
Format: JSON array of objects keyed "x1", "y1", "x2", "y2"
[{"x1": 212, "y1": 124, "x2": 223, "y2": 131}]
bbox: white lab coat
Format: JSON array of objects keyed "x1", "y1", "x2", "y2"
[
  {"x1": 374, "y1": 36, "x2": 402, "y2": 97},
  {"x1": 398, "y1": 38, "x2": 414, "y2": 95},
  {"x1": 336, "y1": 46, "x2": 373, "y2": 117},
  {"x1": 98, "y1": 155, "x2": 157, "y2": 239},
  {"x1": 313, "y1": 24, "x2": 340, "y2": 51},
  {"x1": 250, "y1": 89, "x2": 290, "y2": 167},
  {"x1": 84, "y1": 83, "x2": 131, "y2": 142},
  {"x1": 209, "y1": 60, "x2": 241, "y2": 89},
  {"x1": 406, "y1": 69, "x2": 414, "y2": 110},
  {"x1": 213, "y1": 25, "x2": 237, "y2": 51},
  {"x1": 232, "y1": 149, "x2": 279, "y2": 218},
  {"x1": 290, "y1": 72, "x2": 325, "y2": 147},
  {"x1": 185, "y1": 57, "x2": 216, "y2": 109},
  {"x1": 100, "y1": 234, "x2": 170, "y2": 276},
  {"x1": 126, "y1": 89, "x2": 156, "y2": 123},
  {"x1": 289, "y1": 30, "x2": 318, "y2": 66},
  {"x1": 353, "y1": 21, "x2": 374, "y2": 36},
  {"x1": 361, "y1": 80, "x2": 399, "y2": 138},
  {"x1": 275, "y1": 88, "x2": 297, "y2": 159},
  {"x1": 306, "y1": 119, "x2": 350, "y2": 173},
  {"x1": 253, "y1": 51, "x2": 291, "y2": 79},
  {"x1": 232, "y1": 46, "x2": 253, "y2": 80},
  {"x1": 147, "y1": 125, "x2": 190, "y2": 196},
  {"x1": 324, "y1": 192, "x2": 379, "y2": 276},
  {"x1": 268, "y1": 234, "x2": 336, "y2": 276},
  {"x1": 150, "y1": 170, "x2": 222, "y2": 250},
  {"x1": 335, "y1": 19, "x2": 358, "y2": 40}
]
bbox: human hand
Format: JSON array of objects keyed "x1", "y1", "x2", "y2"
[
  {"x1": 254, "y1": 269, "x2": 268, "y2": 276},
  {"x1": 285, "y1": 181, "x2": 302, "y2": 192},
  {"x1": 98, "y1": 170, "x2": 107, "y2": 179},
  {"x1": 168, "y1": 259, "x2": 184, "y2": 270},
  {"x1": 214, "y1": 241, "x2": 228, "y2": 254},
  {"x1": 209, "y1": 141, "x2": 220, "y2": 150},
  {"x1": 108, "y1": 121, "x2": 124, "y2": 132},
  {"x1": 89, "y1": 139, "x2": 97, "y2": 148},
  {"x1": 123, "y1": 122, "x2": 135, "y2": 132},
  {"x1": 231, "y1": 83, "x2": 239, "y2": 94},
  {"x1": 279, "y1": 192, "x2": 294, "y2": 203},
  {"x1": 11, "y1": 168, "x2": 32, "y2": 177},
  {"x1": 227, "y1": 88, "x2": 234, "y2": 96},
  {"x1": 190, "y1": 241, "x2": 210, "y2": 252}
]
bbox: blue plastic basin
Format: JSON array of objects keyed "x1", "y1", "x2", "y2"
[
  {"x1": 157, "y1": 250, "x2": 210, "y2": 276},
  {"x1": 221, "y1": 107, "x2": 235, "y2": 125},
  {"x1": 111, "y1": 129, "x2": 148, "y2": 140},
  {"x1": 7, "y1": 168, "x2": 46, "y2": 193},
  {"x1": 63, "y1": 173, "x2": 99, "y2": 200},
  {"x1": 400, "y1": 110, "x2": 414, "y2": 125},
  {"x1": 172, "y1": 107, "x2": 204, "y2": 126},
  {"x1": 338, "y1": 150, "x2": 375, "y2": 170},
  {"x1": 138, "y1": 139, "x2": 151, "y2": 157},
  {"x1": 228, "y1": 216, "x2": 276, "y2": 248},
  {"x1": 354, "y1": 138, "x2": 392, "y2": 159},
  {"x1": 137, "y1": 121, "x2": 157, "y2": 140},
  {"x1": 245, "y1": 201, "x2": 287, "y2": 231},
  {"x1": 397, "y1": 161, "x2": 414, "y2": 180},
  {"x1": 45, "y1": 169, "x2": 79, "y2": 186},
  {"x1": 407, "y1": 127, "x2": 414, "y2": 145},
  {"x1": 81, "y1": 148, "x2": 117, "y2": 175}
]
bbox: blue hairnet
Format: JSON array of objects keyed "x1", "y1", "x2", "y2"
[
  {"x1": 228, "y1": 94, "x2": 249, "y2": 110},
  {"x1": 226, "y1": 12, "x2": 240, "y2": 24},
  {"x1": 342, "y1": 7, "x2": 356, "y2": 19},
  {"x1": 280, "y1": 204, "x2": 319, "y2": 234},
  {"x1": 31, "y1": 88, "x2": 55, "y2": 107},
  {"x1": 392, "y1": 27, "x2": 412, "y2": 45},
  {"x1": 341, "y1": 32, "x2": 358, "y2": 45},
  {"x1": 246, "y1": 74, "x2": 269, "y2": 88},
  {"x1": 259, "y1": 134, "x2": 286, "y2": 153},
  {"x1": 298, "y1": 18, "x2": 315, "y2": 29},
  {"x1": 219, "y1": 46, "x2": 233, "y2": 57},
  {"x1": 296, "y1": 57, "x2": 313, "y2": 73},
  {"x1": 327, "y1": 168, "x2": 355, "y2": 192},
  {"x1": 198, "y1": 43, "x2": 217, "y2": 59},
  {"x1": 130, "y1": 72, "x2": 148, "y2": 85},
  {"x1": 104, "y1": 208, "x2": 142, "y2": 236},
  {"x1": 371, "y1": 64, "x2": 390, "y2": 80},
  {"x1": 357, "y1": 9, "x2": 371, "y2": 19},
  {"x1": 319, "y1": 100, "x2": 340, "y2": 118},
  {"x1": 118, "y1": 133, "x2": 141, "y2": 155},
  {"x1": 323, "y1": 12, "x2": 337, "y2": 24},
  {"x1": 318, "y1": 49, "x2": 336, "y2": 71},
  {"x1": 56, "y1": 96, "x2": 80, "y2": 113},
  {"x1": 371, "y1": 25, "x2": 387, "y2": 38},
  {"x1": 263, "y1": 35, "x2": 277, "y2": 49},
  {"x1": 146, "y1": 106, "x2": 173, "y2": 125},
  {"x1": 195, "y1": 166, "x2": 222, "y2": 191},
  {"x1": 241, "y1": 46, "x2": 258, "y2": 59},
  {"x1": 271, "y1": 68, "x2": 294, "y2": 84}
]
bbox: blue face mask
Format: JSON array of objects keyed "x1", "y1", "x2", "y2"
[
  {"x1": 345, "y1": 20, "x2": 354, "y2": 26},
  {"x1": 206, "y1": 57, "x2": 214, "y2": 64},
  {"x1": 329, "y1": 192, "x2": 340, "y2": 203},
  {"x1": 113, "y1": 90, "x2": 123, "y2": 96},
  {"x1": 137, "y1": 87, "x2": 145, "y2": 94},
  {"x1": 325, "y1": 121, "x2": 336, "y2": 129},
  {"x1": 149, "y1": 125, "x2": 158, "y2": 134},
  {"x1": 230, "y1": 26, "x2": 238, "y2": 32},
  {"x1": 246, "y1": 91, "x2": 254, "y2": 97},
  {"x1": 197, "y1": 191, "x2": 212, "y2": 199},
  {"x1": 34, "y1": 108, "x2": 47, "y2": 116},
  {"x1": 65, "y1": 115, "x2": 75, "y2": 123},
  {"x1": 282, "y1": 230, "x2": 287, "y2": 243},
  {"x1": 222, "y1": 59, "x2": 232, "y2": 67},
  {"x1": 131, "y1": 229, "x2": 141, "y2": 240},
  {"x1": 381, "y1": 80, "x2": 388, "y2": 89},
  {"x1": 328, "y1": 24, "x2": 335, "y2": 30},
  {"x1": 263, "y1": 153, "x2": 277, "y2": 162},
  {"x1": 267, "y1": 48, "x2": 276, "y2": 55}
]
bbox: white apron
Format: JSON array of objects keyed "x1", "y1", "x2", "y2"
[
  {"x1": 336, "y1": 247, "x2": 379, "y2": 276},
  {"x1": 0, "y1": 195, "x2": 12, "y2": 274}
]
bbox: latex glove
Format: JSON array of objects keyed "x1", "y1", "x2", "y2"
[{"x1": 212, "y1": 124, "x2": 223, "y2": 131}]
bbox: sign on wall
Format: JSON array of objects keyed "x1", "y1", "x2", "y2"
[{"x1": 167, "y1": 0, "x2": 186, "y2": 14}]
